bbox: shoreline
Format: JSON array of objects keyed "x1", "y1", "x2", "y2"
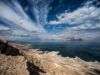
[{"x1": 0, "y1": 40, "x2": 100, "y2": 75}]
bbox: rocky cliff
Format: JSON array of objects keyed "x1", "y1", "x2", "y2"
[{"x1": 0, "y1": 40, "x2": 100, "y2": 75}]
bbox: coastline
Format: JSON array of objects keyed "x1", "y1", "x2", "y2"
[{"x1": 0, "y1": 40, "x2": 100, "y2": 75}]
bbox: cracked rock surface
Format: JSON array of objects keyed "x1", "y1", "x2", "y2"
[{"x1": 0, "y1": 40, "x2": 100, "y2": 75}]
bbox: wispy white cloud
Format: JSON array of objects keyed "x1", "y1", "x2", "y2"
[
  {"x1": 48, "y1": 0, "x2": 100, "y2": 41},
  {"x1": 28, "y1": 0, "x2": 53, "y2": 25},
  {"x1": 0, "y1": 0, "x2": 42, "y2": 32},
  {"x1": 0, "y1": 0, "x2": 50, "y2": 41},
  {"x1": 49, "y1": 0, "x2": 100, "y2": 30},
  {"x1": 0, "y1": 0, "x2": 100, "y2": 41},
  {"x1": 0, "y1": 24, "x2": 10, "y2": 30}
]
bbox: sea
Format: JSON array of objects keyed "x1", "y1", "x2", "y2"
[{"x1": 18, "y1": 40, "x2": 100, "y2": 62}]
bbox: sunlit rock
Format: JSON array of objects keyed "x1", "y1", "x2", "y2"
[{"x1": 0, "y1": 40, "x2": 100, "y2": 75}]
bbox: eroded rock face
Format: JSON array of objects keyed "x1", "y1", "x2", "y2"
[
  {"x1": 21, "y1": 50, "x2": 100, "y2": 75},
  {"x1": 0, "y1": 40, "x2": 100, "y2": 75},
  {"x1": 0, "y1": 54, "x2": 29, "y2": 75}
]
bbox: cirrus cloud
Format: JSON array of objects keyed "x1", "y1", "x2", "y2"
[{"x1": 49, "y1": 0, "x2": 100, "y2": 31}]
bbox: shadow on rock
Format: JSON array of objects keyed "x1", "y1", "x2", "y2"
[
  {"x1": 0, "y1": 40, "x2": 21, "y2": 56},
  {"x1": 27, "y1": 62, "x2": 46, "y2": 75}
]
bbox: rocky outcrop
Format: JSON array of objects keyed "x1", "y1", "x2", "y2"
[
  {"x1": 0, "y1": 40, "x2": 100, "y2": 75},
  {"x1": 0, "y1": 54, "x2": 29, "y2": 75}
]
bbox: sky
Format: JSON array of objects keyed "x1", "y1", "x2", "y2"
[{"x1": 0, "y1": 0, "x2": 100, "y2": 42}]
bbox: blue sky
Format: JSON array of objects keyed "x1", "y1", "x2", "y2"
[{"x1": 0, "y1": 0, "x2": 100, "y2": 42}]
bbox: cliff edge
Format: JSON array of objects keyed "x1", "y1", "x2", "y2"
[{"x1": 0, "y1": 40, "x2": 100, "y2": 75}]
